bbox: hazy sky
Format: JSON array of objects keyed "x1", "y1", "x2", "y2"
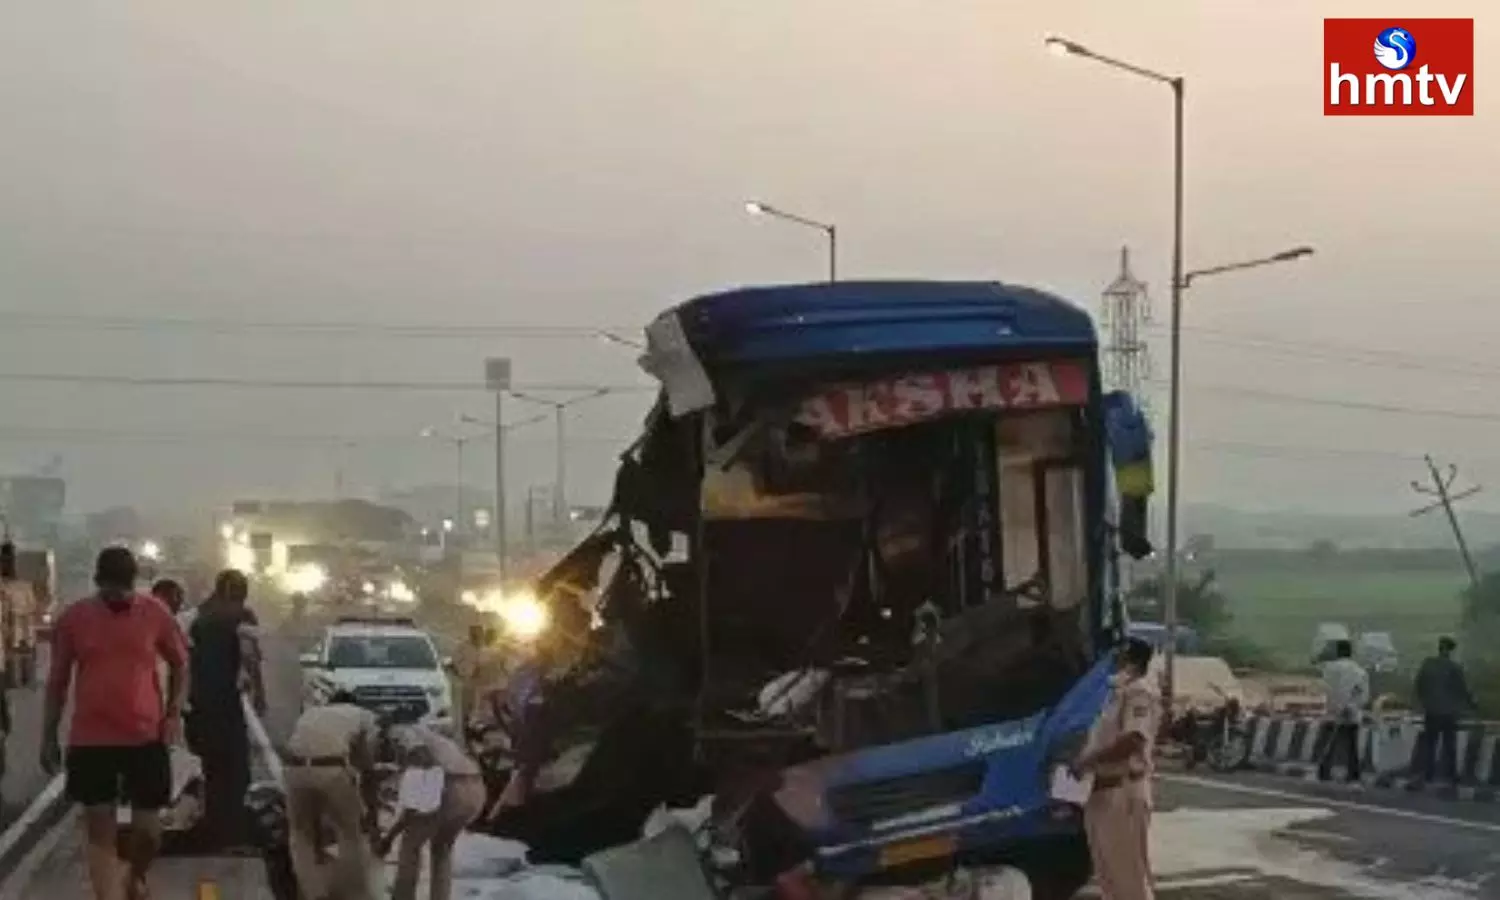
[{"x1": 0, "y1": 0, "x2": 1496, "y2": 526}]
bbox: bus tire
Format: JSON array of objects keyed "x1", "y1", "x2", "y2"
[{"x1": 1016, "y1": 833, "x2": 1091, "y2": 900}]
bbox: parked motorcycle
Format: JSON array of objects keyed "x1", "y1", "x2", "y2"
[{"x1": 1171, "y1": 690, "x2": 1250, "y2": 773}]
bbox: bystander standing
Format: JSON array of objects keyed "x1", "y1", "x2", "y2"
[
  {"x1": 1319, "y1": 639, "x2": 1369, "y2": 785},
  {"x1": 42, "y1": 546, "x2": 188, "y2": 900},
  {"x1": 186, "y1": 569, "x2": 264, "y2": 849},
  {"x1": 1414, "y1": 636, "x2": 1476, "y2": 786}
]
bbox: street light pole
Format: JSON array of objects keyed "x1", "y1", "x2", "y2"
[
  {"x1": 506, "y1": 388, "x2": 611, "y2": 535},
  {"x1": 455, "y1": 436, "x2": 466, "y2": 539},
  {"x1": 1165, "y1": 77, "x2": 1186, "y2": 714},
  {"x1": 494, "y1": 391, "x2": 507, "y2": 583},
  {"x1": 485, "y1": 357, "x2": 512, "y2": 585},
  {"x1": 1047, "y1": 36, "x2": 1317, "y2": 712},
  {"x1": 745, "y1": 201, "x2": 838, "y2": 282},
  {"x1": 1046, "y1": 34, "x2": 1188, "y2": 707},
  {"x1": 554, "y1": 404, "x2": 567, "y2": 529}
]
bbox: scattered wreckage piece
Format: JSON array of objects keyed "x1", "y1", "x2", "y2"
[{"x1": 582, "y1": 824, "x2": 719, "y2": 900}]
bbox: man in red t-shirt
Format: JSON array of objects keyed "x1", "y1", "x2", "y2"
[{"x1": 42, "y1": 546, "x2": 189, "y2": 900}]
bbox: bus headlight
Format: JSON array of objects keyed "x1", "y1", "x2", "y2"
[
  {"x1": 283, "y1": 564, "x2": 329, "y2": 594},
  {"x1": 498, "y1": 591, "x2": 550, "y2": 642}
]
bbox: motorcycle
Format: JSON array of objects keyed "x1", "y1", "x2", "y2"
[{"x1": 1171, "y1": 688, "x2": 1251, "y2": 773}]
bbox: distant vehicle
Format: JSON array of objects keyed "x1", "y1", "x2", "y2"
[
  {"x1": 298, "y1": 616, "x2": 455, "y2": 733},
  {"x1": 1128, "y1": 621, "x2": 1200, "y2": 655},
  {"x1": 1357, "y1": 631, "x2": 1399, "y2": 674},
  {"x1": 1311, "y1": 622, "x2": 1352, "y2": 665}
]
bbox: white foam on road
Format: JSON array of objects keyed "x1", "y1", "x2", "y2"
[{"x1": 1152, "y1": 804, "x2": 1481, "y2": 898}]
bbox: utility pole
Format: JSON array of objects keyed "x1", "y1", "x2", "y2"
[
  {"x1": 1411, "y1": 455, "x2": 1482, "y2": 589},
  {"x1": 485, "y1": 357, "x2": 512, "y2": 585}
]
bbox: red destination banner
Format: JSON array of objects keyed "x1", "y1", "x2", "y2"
[{"x1": 795, "y1": 360, "x2": 1089, "y2": 440}]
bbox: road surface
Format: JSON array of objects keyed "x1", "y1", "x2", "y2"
[
  {"x1": 0, "y1": 684, "x2": 48, "y2": 830},
  {"x1": 1148, "y1": 771, "x2": 1499, "y2": 897},
  {"x1": 0, "y1": 632, "x2": 310, "y2": 900}
]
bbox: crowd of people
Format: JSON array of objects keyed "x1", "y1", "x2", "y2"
[
  {"x1": 1318, "y1": 633, "x2": 1478, "y2": 787},
  {"x1": 21, "y1": 540, "x2": 1165, "y2": 900},
  {"x1": 38, "y1": 544, "x2": 537, "y2": 900},
  {"x1": 29, "y1": 539, "x2": 1487, "y2": 900}
]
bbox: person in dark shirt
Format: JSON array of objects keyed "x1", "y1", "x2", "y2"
[
  {"x1": 150, "y1": 578, "x2": 186, "y2": 618},
  {"x1": 1414, "y1": 636, "x2": 1476, "y2": 785},
  {"x1": 186, "y1": 569, "x2": 264, "y2": 849}
]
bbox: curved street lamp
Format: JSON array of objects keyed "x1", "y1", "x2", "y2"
[{"x1": 744, "y1": 200, "x2": 838, "y2": 282}]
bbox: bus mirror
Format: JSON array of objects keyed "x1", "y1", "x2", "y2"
[
  {"x1": 1118, "y1": 497, "x2": 1154, "y2": 560},
  {"x1": 1103, "y1": 391, "x2": 1155, "y2": 560}
]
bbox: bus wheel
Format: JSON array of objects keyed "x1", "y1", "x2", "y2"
[{"x1": 1018, "y1": 834, "x2": 1091, "y2": 900}]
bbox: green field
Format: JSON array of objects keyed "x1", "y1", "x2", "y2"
[{"x1": 1216, "y1": 569, "x2": 1469, "y2": 671}]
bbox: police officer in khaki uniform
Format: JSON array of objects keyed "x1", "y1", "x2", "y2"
[
  {"x1": 1072, "y1": 637, "x2": 1160, "y2": 900},
  {"x1": 451, "y1": 625, "x2": 488, "y2": 730},
  {"x1": 378, "y1": 723, "x2": 487, "y2": 900},
  {"x1": 285, "y1": 691, "x2": 384, "y2": 900}
]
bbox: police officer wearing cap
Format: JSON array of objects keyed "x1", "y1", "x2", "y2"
[{"x1": 1072, "y1": 636, "x2": 1161, "y2": 900}]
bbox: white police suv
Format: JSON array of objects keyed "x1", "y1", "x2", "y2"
[{"x1": 299, "y1": 616, "x2": 456, "y2": 733}]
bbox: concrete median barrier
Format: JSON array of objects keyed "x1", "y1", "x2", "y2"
[{"x1": 1238, "y1": 713, "x2": 1500, "y2": 801}]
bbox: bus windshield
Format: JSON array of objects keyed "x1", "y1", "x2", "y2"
[{"x1": 696, "y1": 404, "x2": 1094, "y2": 746}]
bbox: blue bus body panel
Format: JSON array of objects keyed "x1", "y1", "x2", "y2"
[
  {"x1": 779, "y1": 657, "x2": 1115, "y2": 878},
  {"x1": 655, "y1": 280, "x2": 1114, "y2": 879},
  {"x1": 667, "y1": 281, "x2": 1097, "y2": 370}
]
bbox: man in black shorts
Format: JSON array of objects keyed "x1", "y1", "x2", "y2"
[{"x1": 43, "y1": 547, "x2": 189, "y2": 900}]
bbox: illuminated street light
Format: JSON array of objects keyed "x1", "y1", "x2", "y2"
[{"x1": 744, "y1": 199, "x2": 838, "y2": 282}]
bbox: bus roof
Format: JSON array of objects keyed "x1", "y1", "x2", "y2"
[{"x1": 662, "y1": 280, "x2": 1096, "y2": 369}]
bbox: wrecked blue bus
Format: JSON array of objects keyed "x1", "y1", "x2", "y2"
[{"x1": 520, "y1": 280, "x2": 1153, "y2": 895}]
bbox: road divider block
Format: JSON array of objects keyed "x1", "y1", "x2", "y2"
[{"x1": 1234, "y1": 713, "x2": 1500, "y2": 802}]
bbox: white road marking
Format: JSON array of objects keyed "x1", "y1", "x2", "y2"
[
  {"x1": 0, "y1": 804, "x2": 72, "y2": 900},
  {"x1": 1079, "y1": 872, "x2": 1257, "y2": 896},
  {"x1": 1156, "y1": 873, "x2": 1258, "y2": 888},
  {"x1": 0, "y1": 775, "x2": 65, "y2": 869},
  {"x1": 1162, "y1": 773, "x2": 1500, "y2": 836}
]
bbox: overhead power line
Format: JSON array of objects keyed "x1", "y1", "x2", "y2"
[
  {"x1": 1146, "y1": 379, "x2": 1500, "y2": 425},
  {"x1": 0, "y1": 367, "x2": 1491, "y2": 426},
  {"x1": 0, "y1": 426, "x2": 1489, "y2": 470},
  {"x1": 0, "y1": 311, "x2": 639, "y2": 340},
  {"x1": 0, "y1": 372, "x2": 655, "y2": 393},
  {"x1": 0, "y1": 309, "x2": 1496, "y2": 387},
  {"x1": 0, "y1": 424, "x2": 635, "y2": 445},
  {"x1": 1160, "y1": 324, "x2": 1500, "y2": 381},
  {"x1": 1192, "y1": 439, "x2": 1500, "y2": 465}
]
